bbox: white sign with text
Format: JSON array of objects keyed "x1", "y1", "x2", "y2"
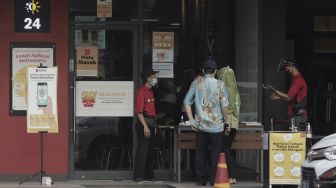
[{"x1": 76, "y1": 81, "x2": 134, "y2": 117}]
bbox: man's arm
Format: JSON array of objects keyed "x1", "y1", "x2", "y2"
[
  {"x1": 263, "y1": 84, "x2": 291, "y2": 101},
  {"x1": 221, "y1": 106, "x2": 230, "y2": 124},
  {"x1": 183, "y1": 81, "x2": 197, "y2": 129},
  {"x1": 272, "y1": 89, "x2": 291, "y2": 101},
  {"x1": 135, "y1": 89, "x2": 151, "y2": 138},
  {"x1": 183, "y1": 104, "x2": 198, "y2": 131},
  {"x1": 137, "y1": 113, "x2": 151, "y2": 138},
  {"x1": 184, "y1": 104, "x2": 194, "y2": 122}
]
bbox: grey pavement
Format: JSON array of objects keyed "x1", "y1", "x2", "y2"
[{"x1": 0, "y1": 180, "x2": 263, "y2": 188}]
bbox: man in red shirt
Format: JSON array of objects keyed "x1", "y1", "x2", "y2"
[
  {"x1": 263, "y1": 58, "x2": 308, "y2": 130},
  {"x1": 133, "y1": 68, "x2": 159, "y2": 182}
]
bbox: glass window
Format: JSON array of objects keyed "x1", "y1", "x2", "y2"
[
  {"x1": 140, "y1": 0, "x2": 182, "y2": 170},
  {"x1": 74, "y1": 29, "x2": 134, "y2": 170},
  {"x1": 142, "y1": 11, "x2": 182, "y2": 125},
  {"x1": 234, "y1": 0, "x2": 260, "y2": 122},
  {"x1": 75, "y1": 29, "x2": 133, "y2": 81}
]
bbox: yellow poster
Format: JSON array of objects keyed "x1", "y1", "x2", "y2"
[
  {"x1": 76, "y1": 46, "x2": 98, "y2": 77},
  {"x1": 152, "y1": 32, "x2": 174, "y2": 62},
  {"x1": 269, "y1": 132, "x2": 306, "y2": 185}
]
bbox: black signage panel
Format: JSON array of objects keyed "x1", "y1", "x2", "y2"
[{"x1": 14, "y1": 0, "x2": 50, "y2": 33}]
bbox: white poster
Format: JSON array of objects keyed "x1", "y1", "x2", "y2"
[
  {"x1": 76, "y1": 81, "x2": 134, "y2": 117},
  {"x1": 12, "y1": 47, "x2": 54, "y2": 111},
  {"x1": 27, "y1": 67, "x2": 58, "y2": 133}
]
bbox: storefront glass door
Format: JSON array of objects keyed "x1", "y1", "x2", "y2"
[{"x1": 69, "y1": 25, "x2": 139, "y2": 179}]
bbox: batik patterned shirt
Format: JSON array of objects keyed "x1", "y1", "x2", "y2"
[{"x1": 183, "y1": 74, "x2": 229, "y2": 133}]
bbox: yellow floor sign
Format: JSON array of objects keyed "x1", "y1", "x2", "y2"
[{"x1": 269, "y1": 132, "x2": 306, "y2": 185}]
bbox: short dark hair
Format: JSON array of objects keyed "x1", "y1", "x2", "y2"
[
  {"x1": 203, "y1": 69, "x2": 216, "y2": 74},
  {"x1": 202, "y1": 58, "x2": 217, "y2": 72},
  {"x1": 141, "y1": 68, "x2": 159, "y2": 82}
]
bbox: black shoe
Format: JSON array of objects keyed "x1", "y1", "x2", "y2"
[
  {"x1": 133, "y1": 177, "x2": 145, "y2": 182},
  {"x1": 144, "y1": 176, "x2": 153, "y2": 181}
]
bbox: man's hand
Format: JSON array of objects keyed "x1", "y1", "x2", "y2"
[
  {"x1": 191, "y1": 119, "x2": 198, "y2": 127},
  {"x1": 262, "y1": 84, "x2": 276, "y2": 92},
  {"x1": 190, "y1": 119, "x2": 199, "y2": 131},
  {"x1": 263, "y1": 84, "x2": 291, "y2": 101},
  {"x1": 224, "y1": 122, "x2": 231, "y2": 135},
  {"x1": 144, "y1": 126, "x2": 151, "y2": 138}
]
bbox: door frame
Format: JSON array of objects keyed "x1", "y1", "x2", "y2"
[{"x1": 68, "y1": 23, "x2": 141, "y2": 180}]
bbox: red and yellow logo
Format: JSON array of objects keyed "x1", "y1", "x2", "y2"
[{"x1": 81, "y1": 91, "x2": 97, "y2": 107}]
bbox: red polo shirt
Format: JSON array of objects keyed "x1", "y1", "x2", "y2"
[
  {"x1": 135, "y1": 84, "x2": 156, "y2": 117},
  {"x1": 287, "y1": 73, "x2": 307, "y2": 116}
]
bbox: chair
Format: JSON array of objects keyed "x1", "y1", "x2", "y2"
[
  {"x1": 118, "y1": 146, "x2": 132, "y2": 170},
  {"x1": 104, "y1": 145, "x2": 132, "y2": 170}
]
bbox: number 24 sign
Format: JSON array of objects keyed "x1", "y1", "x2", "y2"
[{"x1": 14, "y1": 0, "x2": 50, "y2": 33}]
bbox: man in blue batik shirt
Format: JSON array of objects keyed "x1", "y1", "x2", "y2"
[{"x1": 184, "y1": 58, "x2": 230, "y2": 186}]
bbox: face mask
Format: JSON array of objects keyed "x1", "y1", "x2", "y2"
[{"x1": 150, "y1": 78, "x2": 157, "y2": 86}]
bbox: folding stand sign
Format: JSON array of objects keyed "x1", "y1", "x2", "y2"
[
  {"x1": 20, "y1": 64, "x2": 58, "y2": 185},
  {"x1": 19, "y1": 131, "x2": 49, "y2": 185}
]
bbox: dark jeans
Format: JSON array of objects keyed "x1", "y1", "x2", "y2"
[
  {"x1": 222, "y1": 128, "x2": 237, "y2": 178},
  {"x1": 195, "y1": 130, "x2": 224, "y2": 185},
  {"x1": 133, "y1": 119, "x2": 156, "y2": 179}
]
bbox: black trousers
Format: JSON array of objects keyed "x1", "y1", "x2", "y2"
[
  {"x1": 222, "y1": 128, "x2": 237, "y2": 178},
  {"x1": 133, "y1": 120, "x2": 156, "y2": 179},
  {"x1": 195, "y1": 130, "x2": 224, "y2": 185}
]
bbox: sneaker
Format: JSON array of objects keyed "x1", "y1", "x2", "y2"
[{"x1": 229, "y1": 178, "x2": 237, "y2": 184}]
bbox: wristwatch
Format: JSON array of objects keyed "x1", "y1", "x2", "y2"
[{"x1": 224, "y1": 122, "x2": 230, "y2": 131}]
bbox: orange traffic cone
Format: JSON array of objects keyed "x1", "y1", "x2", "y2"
[{"x1": 214, "y1": 152, "x2": 230, "y2": 188}]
